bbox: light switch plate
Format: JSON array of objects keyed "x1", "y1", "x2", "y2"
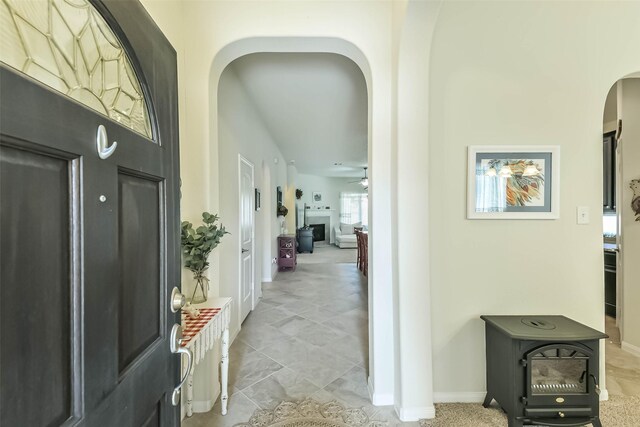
[{"x1": 577, "y1": 206, "x2": 590, "y2": 225}]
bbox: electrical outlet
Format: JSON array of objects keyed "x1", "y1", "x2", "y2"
[
  {"x1": 272, "y1": 257, "x2": 278, "y2": 264},
  {"x1": 577, "y1": 206, "x2": 590, "y2": 225}
]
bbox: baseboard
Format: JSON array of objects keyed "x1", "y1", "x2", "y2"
[
  {"x1": 394, "y1": 404, "x2": 436, "y2": 421},
  {"x1": 433, "y1": 392, "x2": 486, "y2": 403},
  {"x1": 599, "y1": 388, "x2": 609, "y2": 401},
  {"x1": 367, "y1": 377, "x2": 394, "y2": 406},
  {"x1": 262, "y1": 276, "x2": 272, "y2": 283},
  {"x1": 621, "y1": 341, "x2": 640, "y2": 357}
]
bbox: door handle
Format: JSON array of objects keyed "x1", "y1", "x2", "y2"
[
  {"x1": 170, "y1": 324, "x2": 193, "y2": 406},
  {"x1": 170, "y1": 287, "x2": 186, "y2": 313},
  {"x1": 96, "y1": 125, "x2": 118, "y2": 159},
  {"x1": 242, "y1": 249, "x2": 249, "y2": 253}
]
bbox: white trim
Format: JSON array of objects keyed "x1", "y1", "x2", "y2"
[
  {"x1": 262, "y1": 276, "x2": 272, "y2": 283},
  {"x1": 599, "y1": 388, "x2": 609, "y2": 401},
  {"x1": 622, "y1": 341, "x2": 640, "y2": 357},
  {"x1": 368, "y1": 376, "x2": 394, "y2": 406},
  {"x1": 467, "y1": 145, "x2": 561, "y2": 220},
  {"x1": 433, "y1": 392, "x2": 486, "y2": 403},
  {"x1": 394, "y1": 405, "x2": 436, "y2": 422}
]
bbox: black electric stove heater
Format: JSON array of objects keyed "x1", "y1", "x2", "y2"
[{"x1": 481, "y1": 315, "x2": 608, "y2": 427}]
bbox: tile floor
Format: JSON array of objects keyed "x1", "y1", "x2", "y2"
[
  {"x1": 604, "y1": 316, "x2": 640, "y2": 397},
  {"x1": 182, "y1": 245, "x2": 416, "y2": 427},
  {"x1": 182, "y1": 248, "x2": 640, "y2": 427}
]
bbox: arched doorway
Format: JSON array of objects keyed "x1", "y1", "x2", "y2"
[
  {"x1": 209, "y1": 37, "x2": 394, "y2": 405},
  {"x1": 601, "y1": 77, "x2": 640, "y2": 396}
]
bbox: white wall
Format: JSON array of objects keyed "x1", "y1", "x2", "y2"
[
  {"x1": 140, "y1": 0, "x2": 398, "y2": 414},
  {"x1": 218, "y1": 65, "x2": 288, "y2": 338},
  {"x1": 395, "y1": 0, "x2": 439, "y2": 416},
  {"x1": 139, "y1": 0, "x2": 640, "y2": 420},
  {"x1": 185, "y1": 1, "x2": 398, "y2": 411},
  {"x1": 285, "y1": 164, "x2": 298, "y2": 235},
  {"x1": 296, "y1": 173, "x2": 366, "y2": 242},
  {"x1": 427, "y1": 0, "x2": 640, "y2": 401},
  {"x1": 603, "y1": 84, "x2": 618, "y2": 134},
  {"x1": 619, "y1": 79, "x2": 640, "y2": 353}
]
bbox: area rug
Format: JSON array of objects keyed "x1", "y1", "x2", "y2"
[
  {"x1": 419, "y1": 395, "x2": 640, "y2": 427},
  {"x1": 233, "y1": 399, "x2": 387, "y2": 427}
]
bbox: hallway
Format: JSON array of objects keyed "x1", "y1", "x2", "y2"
[{"x1": 183, "y1": 245, "x2": 411, "y2": 426}]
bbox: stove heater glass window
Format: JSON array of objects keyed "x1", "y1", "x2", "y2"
[{"x1": 530, "y1": 348, "x2": 589, "y2": 394}]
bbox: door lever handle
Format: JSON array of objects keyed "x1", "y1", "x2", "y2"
[
  {"x1": 242, "y1": 249, "x2": 249, "y2": 253},
  {"x1": 170, "y1": 324, "x2": 193, "y2": 406},
  {"x1": 96, "y1": 125, "x2": 118, "y2": 159}
]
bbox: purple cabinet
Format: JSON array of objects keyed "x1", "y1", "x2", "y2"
[{"x1": 278, "y1": 235, "x2": 297, "y2": 271}]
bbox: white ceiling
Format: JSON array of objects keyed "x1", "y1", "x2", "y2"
[{"x1": 230, "y1": 53, "x2": 368, "y2": 178}]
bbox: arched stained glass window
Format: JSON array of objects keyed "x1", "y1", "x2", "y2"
[{"x1": 1, "y1": 0, "x2": 153, "y2": 139}]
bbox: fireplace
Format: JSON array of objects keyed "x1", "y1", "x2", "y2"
[
  {"x1": 307, "y1": 214, "x2": 330, "y2": 243},
  {"x1": 481, "y1": 315, "x2": 608, "y2": 427},
  {"x1": 309, "y1": 224, "x2": 325, "y2": 242}
]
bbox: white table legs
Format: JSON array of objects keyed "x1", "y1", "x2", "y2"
[
  {"x1": 186, "y1": 368, "x2": 194, "y2": 417},
  {"x1": 183, "y1": 327, "x2": 230, "y2": 417},
  {"x1": 181, "y1": 328, "x2": 229, "y2": 417},
  {"x1": 220, "y1": 327, "x2": 229, "y2": 416}
]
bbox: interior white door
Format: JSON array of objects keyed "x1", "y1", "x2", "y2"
[{"x1": 239, "y1": 156, "x2": 255, "y2": 323}]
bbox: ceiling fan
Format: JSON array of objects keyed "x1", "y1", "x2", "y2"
[{"x1": 349, "y1": 167, "x2": 369, "y2": 189}]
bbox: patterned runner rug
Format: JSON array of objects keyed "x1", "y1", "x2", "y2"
[{"x1": 233, "y1": 399, "x2": 387, "y2": 427}]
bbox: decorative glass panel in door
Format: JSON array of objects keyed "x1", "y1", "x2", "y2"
[{"x1": 0, "y1": 0, "x2": 153, "y2": 138}]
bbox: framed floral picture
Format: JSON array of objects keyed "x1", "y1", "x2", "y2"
[{"x1": 467, "y1": 146, "x2": 560, "y2": 219}]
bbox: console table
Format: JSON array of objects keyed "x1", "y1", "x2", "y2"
[{"x1": 181, "y1": 297, "x2": 231, "y2": 417}]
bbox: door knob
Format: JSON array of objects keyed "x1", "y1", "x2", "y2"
[
  {"x1": 170, "y1": 324, "x2": 193, "y2": 406},
  {"x1": 170, "y1": 287, "x2": 186, "y2": 313}
]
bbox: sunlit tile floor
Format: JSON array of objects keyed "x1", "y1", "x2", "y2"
[{"x1": 182, "y1": 245, "x2": 417, "y2": 426}]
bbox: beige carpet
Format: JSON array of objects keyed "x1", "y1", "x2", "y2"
[
  {"x1": 419, "y1": 395, "x2": 640, "y2": 427},
  {"x1": 233, "y1": 399, "x2": 387, "y2": 427}
]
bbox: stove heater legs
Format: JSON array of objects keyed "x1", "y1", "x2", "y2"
[{"x1": 481, "y1": 394, "x2": 493, "y2": 408}]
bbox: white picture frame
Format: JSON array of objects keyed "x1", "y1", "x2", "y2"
[{"x1": 467, "y1": 145, "x2": 560, "y2": 220}]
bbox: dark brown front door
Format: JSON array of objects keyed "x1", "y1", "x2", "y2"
[{"x1": 0, "y1": 1, "x2": 181, "y2": 426}]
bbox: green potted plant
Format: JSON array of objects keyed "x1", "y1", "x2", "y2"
[{"x1": 181, "y1": 212, "x2": 228, "y2": 303}]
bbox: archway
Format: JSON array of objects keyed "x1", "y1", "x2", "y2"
[
  {"x1": 601, "y1": 76, "x2": 640, "y2": 397},
  {"x1": 209, "y1": 37, "x2": 395, "y2": 405}
]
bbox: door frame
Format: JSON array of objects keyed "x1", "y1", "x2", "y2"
[{"x1": 238, "y1": 154, "x2": 256, "y2": 327}]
